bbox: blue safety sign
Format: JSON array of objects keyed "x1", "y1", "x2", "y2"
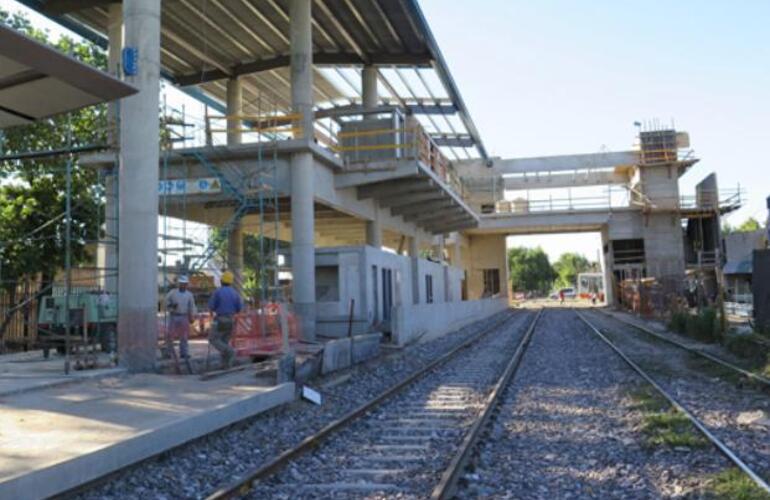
[{"x1": 122, "y1": 47, "x2": 138, "y2": 76}]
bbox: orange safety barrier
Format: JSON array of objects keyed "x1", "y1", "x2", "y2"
[
  {"x1": 231, "y1": 303, "x2": 300, "y2": 357},
  {"x1": 157, "y1": 312, "x2": 211, "y2": 341}
]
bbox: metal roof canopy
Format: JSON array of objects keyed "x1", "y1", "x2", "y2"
[
  {"x1": 20, "y1": 0, "x2": 487, "y2": 159},
  {"x1": 0, "y1": 23, "x2": 137, "y2": 128}
]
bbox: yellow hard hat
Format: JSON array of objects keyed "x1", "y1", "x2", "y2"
[{"x1": 221, "y1": 271, "x2": 234, "y2": 285}]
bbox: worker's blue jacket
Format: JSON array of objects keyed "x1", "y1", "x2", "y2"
[{"x1": 208, "y1": 285, "x2": 243, "y2": 316}]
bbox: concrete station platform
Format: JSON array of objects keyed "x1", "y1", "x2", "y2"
[{"x1": 0, "y1": 367, "x2": 294, "y2": 499}]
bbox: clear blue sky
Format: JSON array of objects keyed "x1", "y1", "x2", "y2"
[
  {"x1": 421, "y1": 0, "x2": 769, "y2": 260},
  {"x1": 3, "y1": 0, "x2": 767, "y2": 261}
]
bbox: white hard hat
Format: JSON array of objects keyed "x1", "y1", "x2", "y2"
[{"x1": 178, "y1": 275, "x2": 189, "y2": 284}]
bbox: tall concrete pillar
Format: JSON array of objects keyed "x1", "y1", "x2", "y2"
[
  {"x1": 362, "y1": 66, "x2": 381, "y2": 249},
  {"x1": 600, "y1": 229, "x2": 615, "y2": 305},
  {"x1": 290, "y1": 0, "x2": 316, "y2": 340},
  {"x1": 226, "y1": 77, "x2": 242, "y2": 146},
  {"x1": 433, "y1": 235, "x2": 446, "y2": 262},
  {"x1": 225, "y1": 77, "x2": 244, "y2": 288},
  {"x1": 452, "y1": 232, "x2": 463, "y2": 266},
  {"x1": 99, "y1": 3, "x2": 122, "y2": 295},
  {"x1": 361, "y1": 65, "x2": 378, "y2": 109},
  {"x1": 366, "y1": 206, "x2": 382, "y2": 249},
  {"x1": 410, "y1": 236, "x2": 420, "y2": 304},
  {"x1": 408, "y1": 236, "x2": 419, "y2": 257},
  {"x1": 118, "y1": 0, "x2": 161, "y2": 371}
]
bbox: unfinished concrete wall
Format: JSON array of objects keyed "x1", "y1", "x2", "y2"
[
  {"x1": 465, "y1": 234, "x2": 509, "y2": 300},
  {"x1": 313, "y1": 246, "x2": 464, "y2": 338},
  {"x1": 644, "y1": 214, "x2": 686, "y2": 278},
  {"x1": 639, "y1": 164, "x2": 680, "y2": 209},
  {"x1": 392, "y1": 297, "x2": 508, "y2": 346}
]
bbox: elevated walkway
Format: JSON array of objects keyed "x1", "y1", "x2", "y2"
[{"x1": 472, "y1": 208, "x2": 616, "y2": 235}]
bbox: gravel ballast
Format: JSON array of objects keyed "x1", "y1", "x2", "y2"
[
  {"x1": 584, "y1": 308, "x2": 770, "y2": 486},
  {"x1": 458, "y1": 308, "x2": 729, "y2": 499},
  {"x1": 77, "y1": 310, "x2": 511, "y2": 499},
  {"x1": 246, "y1": 310, "x2": 535, "y2": 499}
]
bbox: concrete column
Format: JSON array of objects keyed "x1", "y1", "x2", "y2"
[
  {"x1": 225, "y1": 78, "x2": 243, "y2": 289},
  {"x1": 226, "y1": 77, "x2": 242, "y2": 146},
  {"x1": 366, "y1": 205, "x2": 382, "y2": 248},
  {"x1": 452, "y1": 232, "x2": 462, "y2": 266},
  {"x1": 361, "y1": 65, "x2": 378, "y2": 110},
  {"x1": 99, "y1": 3, "x2": 122, "y2": 295},
  {"x1": 363, "y1": 67, "x2": 381, "y2": 251},
  {"x1": 118, "y1": 0, "x2": 161, "y2": 371},
  {"x1": 433, "y1": 235, "x2": 446, "y2": 262},
  {"x1": 410, "y1": 236, "x2": 420, "y2": 304},
  {"x1": 408, "y1": 236, "x2": 419, "y2": 257},
  {"x1": 290, "y1": 0, "x2": 316, "y2": 340},
  {"x1": 228, "y1": 223, "x2": 244, "y2": 291},
  {"x1": 600, "y1": 229, "x2": 615, "y2": 305}
]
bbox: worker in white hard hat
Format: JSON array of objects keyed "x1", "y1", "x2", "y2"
[{"x1": 164, "y1": 275, "x2": 196, "y2": 360}]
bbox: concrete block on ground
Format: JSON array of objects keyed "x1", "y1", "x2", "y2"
[
  {"x1": 321, "y1": 338, "x2": 352, "y2": 374},
  {"x1": 295, "y1": 351, "x2": 322, "y2": 384},
  {"x1": 352, "y1": 333, "x2": 382, "y2": 364}
]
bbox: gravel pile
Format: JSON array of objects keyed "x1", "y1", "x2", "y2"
[
  {"x1": 77, "y1": 310, "x2": 512, "y2": 500},
  {"x1": 585, "y1": 309, "x2": 770, "y2": 485},
  {"x1": 458, "y1": 308, "x2": 727, "y2": 499},
  {"x1": 248, "y1": 311, "x2": 535, "y2": 499}
]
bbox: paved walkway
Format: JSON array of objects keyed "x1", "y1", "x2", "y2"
[{"x1": 0, "y1": 369, "x2": 294, "y2": 499}]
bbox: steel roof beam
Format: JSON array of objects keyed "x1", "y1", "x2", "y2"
[
  {"x1": 400, "y1": 0, "x2": 488, "y2": 160},
  {"x1": 315, "y1": 0, "x2": 369, "y2": 64},
  {"x1": 432, "y1": 135, "x2": 475, "y2": 148},
  {"x1": 175, "y1": 53, "x2": 432, "y2": 86}
]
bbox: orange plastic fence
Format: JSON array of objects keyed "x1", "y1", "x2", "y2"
[
  {"x1": 157, "y1": 313, "x2": 210, "y2": 341},
  {"x1": 231, "y1": 303, "x2": 300, "y2": 357}
]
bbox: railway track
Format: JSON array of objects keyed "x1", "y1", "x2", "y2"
[
  {"x1": 206, "y1": 308, "x2": 543, "y2": 499},
  {"x1": 576, "y1": 309, "x2": 770, "y2": 495},
  {"x1": 595, "y1": 308, "x2": 770, "y2": 389}
]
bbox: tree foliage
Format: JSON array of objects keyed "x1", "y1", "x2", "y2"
[
  {"x1": 0, "y1": 11, "x2": 106, "y2": 291},
  {"x1": 208, "y1": 228, "x2": 278, "y2": 304},
  {"x1": 722, "y1": 217, "x2": 763, "y2": 235},
  {"x1": 553, "y1": 252, "x2": 593, "y2": 289},
  {"x1": 507, "y1": 246, "x2": 554, "y2": 294}
]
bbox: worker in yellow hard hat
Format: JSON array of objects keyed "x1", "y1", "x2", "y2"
[{"x1": 207, "y1": 271, "x2": 242, "y2": 368}]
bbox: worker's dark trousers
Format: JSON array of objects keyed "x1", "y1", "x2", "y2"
[{"x1": 210, "y1": 316, "x2": 236, "y2": 368}]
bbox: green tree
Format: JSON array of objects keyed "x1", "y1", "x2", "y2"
[
  {"x1": 737, "y1": 217, "x2": 762, "y2": 232},
  {"x1": 0, "y1": 10, "x2": 107, "y2": 341},
  {"x1": 553, "y1": 252, "x2": 593, "y2": 289},
  {"x1": 207, "y1": 228, "x2": 278, "y2": 303},
  {"x1": 507, "y1": 246, "x2": 555, "y2": 295},
  {"x1": 723, "y1": 217, "x2": 763, "y2": 234}
]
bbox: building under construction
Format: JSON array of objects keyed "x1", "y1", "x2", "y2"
[{"x1": 0, "y1": 0, "x2": 742, "y2": 369}]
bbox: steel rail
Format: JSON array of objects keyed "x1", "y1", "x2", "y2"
[
  {"x1": 594, "y1": 308, "x2": 770, "y2": 388},
  {"x1": 431, "y1": 308, "x2": 544, "y2": 499},
  {"x1": 205, "y1": 308, "x2": 527, "y2": 500},
  {"x1": 576, "y1": 310, "x2": 770, "y2": 494}
]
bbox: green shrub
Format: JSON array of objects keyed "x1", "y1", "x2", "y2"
[
  {"x1": 669, "y1": 312, "x2": 688, "y2": 334},
  {"x1": 725, "y1": 334, "x2": 770, "y2": 368},
  {"x1": 681, "y1": 308, "x2": 720, "y2": 343}
]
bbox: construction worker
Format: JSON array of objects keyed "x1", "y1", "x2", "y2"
[
  {"x1": 208, "y1": 271, "x2": 242, "y2": 369},
  {"x1": 164, "y1": 275, "x2": 196, "y2": 360}
]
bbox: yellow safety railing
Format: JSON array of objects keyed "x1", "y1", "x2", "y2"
[{"x1": 205, "y1": 113, "x2": 304, "y2": 137}]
